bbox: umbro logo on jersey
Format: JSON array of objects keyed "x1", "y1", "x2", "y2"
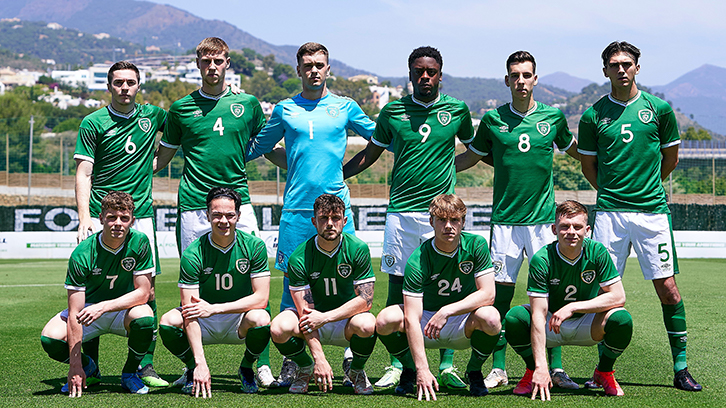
[
  {"x1": 431, "y1": 273, "x2": 440, "y2": 281},
  {"x1": 383, "y1": 254, "x2": 396, "y2": 268},
  {"x1": 138, "y1": 118, "x2": 151, "y2": 133},
  {"x1": 236, "y1": 258, "x2": 250, "y2": 274},
  {"x1": 581, "y1": 269, "x2": 596, "y2": 284},
  {"x1": 459, "y1": 261, "x2": 474, "y2": 274},
  {"x1": 338, "y1": 263, "x2": 352, "y2": 278},
  {"x1": 193, "y1": 109, "x2": 203, "y2": 118},
  {"x1": 107, "y1": 129, "x2": 117, "y2": 136},
  {"x1": 92, "y1": 268, "x2": 103, "y2": 275},
  {"x1": 326, "y1": 106, "x2": 340, "y2": 118},
  {"x1": 600, "y1": 117, "x2": 612, "y2": 125},
  {"x1": 231, "y1": 104, "x2": 245, "y2": 118},
  {"x1": 203, "y1": 267, "x2": 213, "y2": 275},
  {"x1": 536, "y1": 122, "x2": 551, "y2": 136},
  {"x1": 498, "y1": 125, "x2": 509, "y2": 133},
  {"x1": 437, "y1": 111, "x2": 452, "y2": 126},
  {"x1": 638, "y1": 109, "x2": 653, "y2": 123},
  {"x1": 550, "y1": 278, "x2": 560, "y2": 285},
  {"x1": 399, "y1": 114, "x2": 411, "y2": 121},
  {"x1": 121, "y1": 257, "x2": 136, "y2": 272},
  {"x1": 310, "y1": 271, "x2": 321, "y2": 280}
]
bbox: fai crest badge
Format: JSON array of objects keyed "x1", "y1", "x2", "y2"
[
  {"x1": 326, "y1": 106, "x2": 340, "y2": 118},
  {"x1": 138, "y1": 118, "x2": 151, "y2": 133},
  {"x1": 638, "y1": 109, "x2": 653, "y2": 124},
  {"x1": 536, "y1": 122, "x2": 551, "y2": 136},
  {"x1": 121, "y1": 257, "x2": 136, "y2": 272},
  {"x1": 236, "y1": 258, "x2": 250, "y2": 274},
  {"x1": 338, "y1": 263, "x2": 352, "y2": 278},
  {"x1": 493, "y1": 261, "x2": 503, "y2": 274},
  {"x1": 383, "y1": 254, "x2": 396, "y2": 268},
  {"x1": 581, "y1": 269, "x2": 596, "y2": 284},
  {"x1": 230, "y1": 103, "x2": 245, "y2": 118},
  {"x1": 437, "y1": 111, "x2": 452, "y2": 126},
  {"x1": 459, "y1": 261, "x2": 474, "y2": 275}
]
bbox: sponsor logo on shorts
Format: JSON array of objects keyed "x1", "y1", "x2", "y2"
[
  {"x1": 638, "y1": 109, "x2": 653, "y2": 124},
  {"x1": 383, "y1": 254, "x2": 396, "y2": 268},
  {"x1": 326, "y1": 106, "x2": 340, "y2": 118},
  {"x1": 536, "y1": 122, "x2": 551, "y2": 136},
  {"x1": 661, "y1": 263, "x2": 672, "y2": 271},
  {"x1": 499, "y1": 125, "x2": 509, "y2": 133},
  {"x1": 437, "y1": 111, "x2": 452, "y2": 126},
  {"x1": 338, "y1": 263, "x2": 352, "y2": 278},
  {"x1": 550, "y1": 278, "x2": 560, "y2": 285},
  {"x1": 92, "y1": 268, "x2": 103, "y2": 275},
  {"x1": 459, "y1": 261, "x2": 474, "y2": 274},
  {"x1": 121, "y1": 257, "x2": 136, "y2": 272},
  {"x1": 236, "y1": 258, "x2": 250, "y2": 274},
  {"x1": 138, "y1": 117, "x2": 151, "y2": 133},
  {"x1": 230, "y1": 104, "x2": 245, "y2": 118},
  {"x1": 203, "y1": 267, "x2": 213, "y2": 275},
  {"x1": 310, "y1": 271, "x2": 321, "y2": 280},
  {"x1": 581, "y1": 269, "x2": 596, "y2": 284}
]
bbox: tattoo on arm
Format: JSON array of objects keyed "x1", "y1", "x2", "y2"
[
  {"x1": 303, "y1": 289, "x2": 314, "y2": 305},
  {"x1": 355, "y1": 282, "x2": 374, "y2": 308}
]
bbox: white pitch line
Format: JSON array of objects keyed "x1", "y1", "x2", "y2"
[{"x1": 0, "y1": 283, "x2": 64, "y2": 288}]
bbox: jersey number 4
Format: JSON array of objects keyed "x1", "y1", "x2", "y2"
[{"x1": 214, "y1": 117, "x2": 225, "y2": 136}]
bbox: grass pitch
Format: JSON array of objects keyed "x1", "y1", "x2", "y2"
[{"x1": 0, "y1": 258, "x2": 723, "y2": 407}]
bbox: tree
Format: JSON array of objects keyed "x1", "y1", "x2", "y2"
[
  {"x1": 272, "y1": 63, "x2": 296, "y2": 85},
  {"x1": 682, "y1": 126, "x2": 711, "y2": 141},
  {"x1": 262, "y1": 54, "x2": 276, "y2": 71},
  {"x1": 229, "y1": 51, "x2": 255, "y2": 77},
  {"x1": 282, "y1": 78, "x2": 301, "y2": 94}
]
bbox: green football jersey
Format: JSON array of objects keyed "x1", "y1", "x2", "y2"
[
  {"x1": 65, "y1": 229, "x2": 154, "y2": 304},
  {"x1": 74, "y1": 104, "x2": 166, "y2": 219},
  {"x1": 287, "y1": 232, "x2": 374, "y2": 313},
  {"x1": 402, "y1": 232, "x2": 494, "y2": 312},
  {"x1": 179, "y1": 229, "x2": 269, "y2": 304},
  {"x1": 527, "y1": 238, "x2": 621, "y2": 317},
  {"x1": 470, "y1": 102, "x2": 574, "y2": 225},
  {"x1": 372, "y1": 94, "x2": 474, "y2": 213},
  {"x1": 578, "y1": 91, "x2": 680, "y2": 213},
  {"x1": 161, "y1": 88, "x2": 266, "y2": 211}
]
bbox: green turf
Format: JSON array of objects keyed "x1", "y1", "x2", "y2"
[{"x1": 0, "y1": 258, "x2": 723, "y2": 407}]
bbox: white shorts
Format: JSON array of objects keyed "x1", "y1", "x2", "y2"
[
  {"x1": 187, "y1": 310, "x2": 253, "y2": 344},
  {"x1": 317, "y1": 319, "x2": 351, "y2": 348},
  {"x1": 60, "y1": 306, "x2": 128, "y2": 341},
  {"x1": 92, "y1": 217, "x2": 158, "y2": 277},
  {"x1": 381, "y1": 212, "x2": 434, "y2": 276},
  {"x1": 490, "y1": 224, "x2": 555, "y2": 284},
  {"x1": 420, "y1": 311, "x2": 470, "y2": 350},
  {"x1": 593, "y1": 211, "x2": 678, "y2": 280},
  {"x1": 179, "y1": 204, "x2": 260, "y2": 254},
  {"x1": 544, "y1": 312, "x2": 597, "y2": 347}
]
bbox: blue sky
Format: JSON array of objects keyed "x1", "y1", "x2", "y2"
[{"x1": 147, "y1": 0, "x2": 725, "y2": 86}]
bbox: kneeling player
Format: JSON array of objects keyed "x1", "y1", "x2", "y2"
[
  {"x1": 376, "y1": 194, "x2": 501, "y2": 401},
  {"x1": 159, "y1": 187, "x2": 271, "y2": 397},
  {"x1": 270, "y1": 194, "x2": 377, "y2": 395},
  {"x1": 505, "y1": 200, "x2": 633, "y2": 399},
  {"x1": 41, "y1": 191, "x2": 155, "y2": 397}
]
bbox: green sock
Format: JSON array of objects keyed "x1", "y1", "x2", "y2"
[
  {"x1": 390, "y1": 354, "x2": 403, "y2": 370},
  {"x1": 662, "y1": 300, "x2": 688, "y2": 373},
  {"x1": 82, "y1": 336, "x2": 100, "y2": 369},
  {"x1": 548, "y1": 347, "x2": 563, "y2": 370},
  {"x1": 504, "y1": 306, "x2": 535, "y2": 370},
  {"x1": 378, "y1": 331, "x2": 415, "y2": 368},
  {"x1": 273, "y1": 336, "x2": 313, "y2": 367},
  {"x1": 41, "y1": 335, "x2": 71, "y2": 364},
  {"x1": 350, "y1": 334, "x2": 377, "y2": 370},
  {"x1": 598, "y1": 309, "x2": 633, "y2": 372},
  {"x1": 439, "y1": 349, "x2": 454, "y2": 371},
  {"x1": 139, "y1": 299, "x2": 158, "y2": 368},
  {"x1": 241, "y1": 325, "x2": 270, "y2": 368},
  {"x1": 123, "y1": 316, "x2": 154, "y2": 373},
  {"x1": 159, "y1": 324, "x2": 195, "y2": 369},
  {"x1": 491, "y1": 284, "x2": 515, "y2": 370},
  {"x1": 467, "y1": 330, "x2": 500, "y2": 372},
  {"x1": 257, "y1": 342, "x2": 271, "y2": 368}
]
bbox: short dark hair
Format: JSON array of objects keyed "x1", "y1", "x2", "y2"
[
  {"x1": 197, "y1": 37, "x2": 229, "y2": 58},
  {"x1": 107, "y1": 61, "x2": 140, "y2": 84},
  {"x1": 429, "y1": 194, "x2": 466, "y2": 220},
  {"x1": 313, "y1": 194, "x2": 345, "y2": 217},
  {"x1": 297, "y1": 42, "x2": 329, "y2": 65},
  {"x1": 555, "y1": 200, "x2": 588, "y2": 222},
  {"x1": 408, "y1": 46, "x2": 443, "y2": 70},
  {"x1": 206, "y1": 187, "x2": 241, "y2": 211},
  {"x1": 101, "y1": 191, "x2": 134, "y2": 216},
  {"x1": 601, "y1": 41, "x2": 640, "y2": 67},
  {"x1": 506, "y1": 51, "x2": 536, "y2": 74}
]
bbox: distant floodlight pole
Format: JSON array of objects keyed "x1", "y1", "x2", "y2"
[{"x1": 27, "y1": 115, "x2": 34, "y2": 205}]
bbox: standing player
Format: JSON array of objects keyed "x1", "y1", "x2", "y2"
[
  {"x1": 579, "y1": 41, "x2": 700, "y2": 391},
  {"x1": 376, "y1": 194, "x2": 501, "y2": 400},
  {"x1": 40, "y1": 192, "x2": 155, "y2": 396},
  {"x1": 344, "y1": 46, "x2": 474, "y2": 389},
  {"x1": 455, "y1": 51, "x2": 579, "y2": 390},
  {"x1": 506, "y1": 200, "x2": 633, "y2": 399},
  {"x1": 74, "y1": 61, "x2": 167, "y2": 387},
  {"x1": 246, "y1": 42, "x2": 375, "y2": 384},
  {"x1": 270, "y1": 194, "x2": 377, "y2": 395},
  {"x1": 158, "y1": 188, "x2": 271, "y2": 397}
]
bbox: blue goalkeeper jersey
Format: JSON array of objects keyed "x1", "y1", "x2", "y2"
[{"x1": 247, "y1": 92, "x2": 375, "y2": 211}]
